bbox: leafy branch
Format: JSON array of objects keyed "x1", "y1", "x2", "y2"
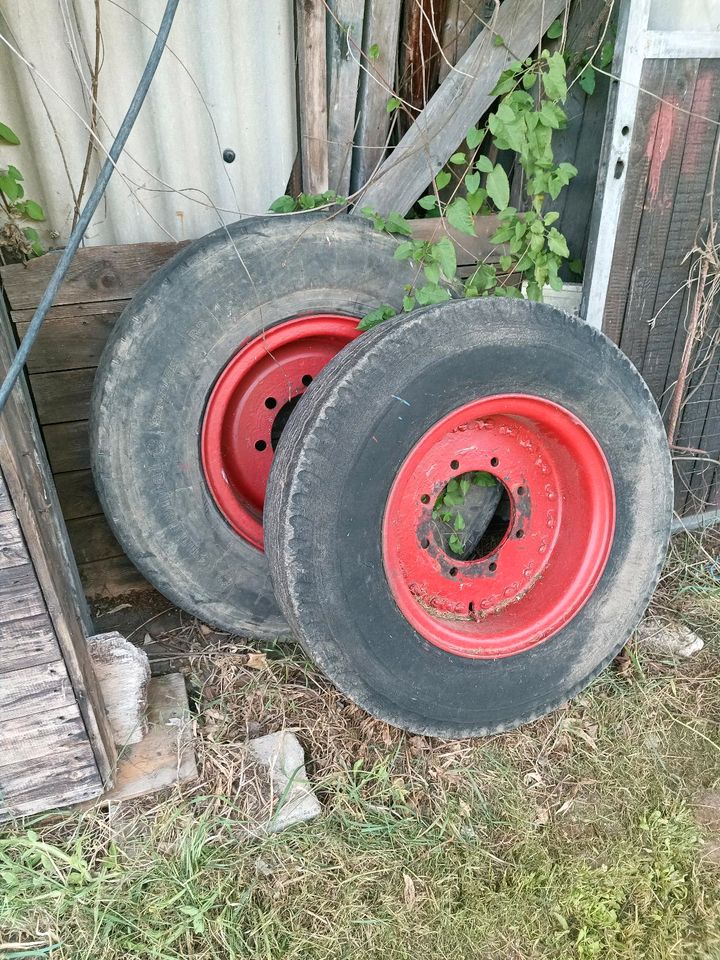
[{"x1": 0, "y1": 121, "x2": 45, "y2": 262}]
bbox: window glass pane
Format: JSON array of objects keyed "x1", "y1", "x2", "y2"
[{"x1": 649, "y1": 0, "x2": 720, "y2": 31}]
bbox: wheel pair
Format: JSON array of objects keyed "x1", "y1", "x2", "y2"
[{"x1": 92, "y1": 216, "x2": 672, "y2": 737}]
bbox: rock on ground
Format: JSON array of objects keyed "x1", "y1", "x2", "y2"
[
  {"x1": 246, "y1": 731, "x2": 321, "y2": 833},
  {"x1": 634, "y1": 618, "x2": 705, "y2": 658}
]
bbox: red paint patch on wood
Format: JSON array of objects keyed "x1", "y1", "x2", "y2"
[{"x1": 646, "y1": 98, "x2": 677, "y2": 204}]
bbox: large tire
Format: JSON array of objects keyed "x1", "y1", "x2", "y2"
[
  {"x1": 266, "y1": 299, "x2": 673, "y2": 737},
  {"x1": 90, "y1": 213, "x2": 417, "y2": 636}
]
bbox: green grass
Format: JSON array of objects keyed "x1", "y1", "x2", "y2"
[{"x1": 1, "y1": 532, "x2": 720, "y2": 959}]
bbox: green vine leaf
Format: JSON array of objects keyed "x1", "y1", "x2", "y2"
[
  {"x1": 386, "y1": 96, "x2": 400, "y2": 113},
  {"x1": 446, "y1": 197, "x2": 476, "y2": 236},
  {"x1": 466, "y1": 126, "x2": 485, "y2": 150},
  {"x1": 464, "y1": 172, "x2": 480, "y2": 195},
  {"x1": 357, "y1": 304, "x2": 396, "y2": 331},
  {"x1": 579, "y1": 64, "x2": 596, "y2": 96},
  {"x1": 22, "y1": 199, "x2": 44, "y2": 221},
  {"x1": 546, "y1": 19, "x2": 563, "y2": 39},
  {"x1": 435, "y1": 171, "x2": 452, "y2": 190},
  {"x1": 475, "y1": 155, "x2": 493, "y2": 174},
  {"x1": 542, "y1": 52, "x2": 567, "y2": 100},
  {"x1": 486, "y1": 164, "x2": 510, "y2": 212},
  {"x1": 0, "y1": 122, "x2": 20, "y2": 145},
  {"x1": 449, "y1": 152, "x2": 467, "y2": 165},
  {"x1": 385, "y1": 211, "x2": 413, "y2": 236},
  {"x1": 433, "y1": 235, "x2": 457, "y2": 281},
  {"x1": 418, "y1": 195, "x2": 438, "y2": 210},
  {"x1": 547, "y1": 227, "x2": 569, "y2": 258}
]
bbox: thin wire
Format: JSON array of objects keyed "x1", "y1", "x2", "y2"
[{"x1": 0, "y1": 0, "x2": 180, "y2": 413}]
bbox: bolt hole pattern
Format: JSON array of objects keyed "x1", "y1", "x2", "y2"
[
  {"x1": 302, "y1": 374, "x2": 313, "y2": 386},
  {"x1": 449, "y1": 567, "x2": 458, "y2": 577},
  {"x1": 421, "y1": 494, "x2": 430, "y2": 504},
  {"x1": 516, "y1": 529, "x2": 525, "y2": 539},
  {"x1": 255, "y1": 440, "x2": 267, "y2": 452},
  {"x1": 490, "y1": 456, "x2": 499, "y2": 467},
  {"x1": 517, "y1": 485, "x2": 526, "y2": 496},
  {"x1": 265, "y1": 397, "x2": 277, "y2": 409},
  {"x1": 489, "y1": 561, "x2": 497, "y2": 572},
  {"x1": 450, "y1": 459, "x2": 460, "y2": 470},
  {"x1": 421, "y1": 538, "x2": 430, "y2": 549}
]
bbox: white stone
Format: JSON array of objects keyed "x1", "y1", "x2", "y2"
[
  {"x1": 246, "y1": 731, "x2": 321, "y2": 833},
  {"x1": 634, "y1": 618, "x2": 705, "y2": 658}
]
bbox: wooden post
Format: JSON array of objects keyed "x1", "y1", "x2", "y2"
[
  {"x1": 327, "y1": 0, "x2": 365, "y2": 196},
  {"x1": 296, "y1": 0, "x2": 329, "y2": 194}
]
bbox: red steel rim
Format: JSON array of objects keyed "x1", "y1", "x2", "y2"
[
  {"x1": 201, "y1": 313, "x2": 360, "y2": 550},
  {"x1": 382, "y1": 394, "x2": 616, "y2": 659}
]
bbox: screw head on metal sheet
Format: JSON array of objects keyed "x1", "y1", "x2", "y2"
[{"x1": 223, "y1": 149, "x2": 236, "y2": 163}]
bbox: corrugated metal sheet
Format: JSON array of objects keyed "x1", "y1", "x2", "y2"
[{"x1": 0, "y1": 0, "x2": 297, "y2": 246}]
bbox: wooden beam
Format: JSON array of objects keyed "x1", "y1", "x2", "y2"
[
  {"x1": 350, "y1": 0, "x2": 403, "y2": 193},
  {"x1": 296, "y1": 0, "x2": 329, "y2": 193},
  {"x1": 327, "y1": 0, "x2": 365, "y2": 196},
  {"x1": 353, "y1": 0, "x2": 567, "y2": 215}
]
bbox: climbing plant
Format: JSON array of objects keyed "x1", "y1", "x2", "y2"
[{"x1": 0, "y1": 122, "x2": 45, "y2": 262}]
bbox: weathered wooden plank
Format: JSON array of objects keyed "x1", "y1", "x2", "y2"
[
  {"x1": 0, "y1": 612, "x2": 60, "y2": 674},
  {"x1": 601, "y1": 59, "x2": 667, "y2": 343},
  {"x1": 44, "y1": 420, "x2": 90, "y2": 474},
  {"x1": 0, "y1": 241, "x2": 185, "y2": 311},
  {"x1": 296, "y1": 0, "x2": 329, "y2": 194},
  {"x1": 0, "y1": 296, "x2": 115, "y2": 784},
  {"x1": 0, "y1": 475, "x2": 10, "y2": 513},
  {"x1": 350, "y1": 0, "x2": 403, "y2": 192},
  {"x1": 30, "y1": 368, "x2": 96, "y2": 426},
  {"x1": 0, "y1": 745, "x2": 101, "y2": 820},
  {"x1": 79, "y1": 554, "x2": 149, "y2": 599},
  {"x1": 0, "y1": 660, "x2": 76, "y2": 722},
  {"x1": 16, "y1": 311, "x2": 120, "y2": 374},
  {"x1": 354, "y1": 0, "x2": 566, "y2": 214},
  {"x1": 55, "y1": 469, "x2": 103, "y2": 521},
  {"x1": 67, "y1": 514, "x2": 125, "y2": 566},
  {"x1": 619, "y1": 60, "x2": 699, "y2": 376},
  {"x1": 0, "y1": 564, "x2": 47, "y2": 623},
  {"x1": 662, "y1": 64, "x2": 720, "y2": 404},
  {"x1": 0, "y1": 509, "x2": 28, "y2": 569},
  {"x1": 327, "y1": 0, "x2": 365, "y2": 196},
  {"x1": 438, "y1": 0, "x2": 489, "y2": 84},
  {"x1": 0, "y1": 705, "x2": 97, "y2": 771}
]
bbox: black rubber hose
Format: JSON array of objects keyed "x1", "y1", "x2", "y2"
[{"x1": 0, "y1": 0, "x2": 180, "y2": 413}]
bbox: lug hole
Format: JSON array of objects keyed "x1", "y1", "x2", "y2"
[
  {"x1": 490, "y1": 456, "x2": 499, "y2": 467},
  {"x1": 468, "y1": 601, "x2": 474, "y2": 614},
  {"x1": 265, "y1": 397, "x2": 277, "y2": 409},
  {"x1": 517, "y1": 485, "x2": 526, "y2": 496},
  {"x1": 255, "y1": 440, "x2": 267, "y2": 452},
  {"x1": 421, "y1": 538, "x2": 430, "y2": 549},
  {"x1": 302, "y1": 374, "x2": 313, "y2": 387},
  {"x1": 420, "y1": 494, "x2": 430, "y2": 504},
  {"x1": 488, "y1": 561, "x2": 497, "y2": 572},
  {"x1": 516, "y1": 529, "x2": 525, "y2": 539},
  {"x1": 449, "y1": 567, "x2": 458, "y2": 577},
  {"x1": 450, "y1": 459, "x2": 459, "y2": 470}
]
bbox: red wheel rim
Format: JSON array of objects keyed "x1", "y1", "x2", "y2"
[
  {"x1": 201, "y1": 313, "x2": 359, "y2": 550},
  {"x1": 382, "y1": 394, "x2": 616, "y2": 659}
]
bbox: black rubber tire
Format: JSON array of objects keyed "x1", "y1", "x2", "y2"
[
  {"x1": 90, "y1": 213, "x2": 418, "y2": 636},
  {"x1": 266, "y1": 299, "x2": 673, "y2": 737}
]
